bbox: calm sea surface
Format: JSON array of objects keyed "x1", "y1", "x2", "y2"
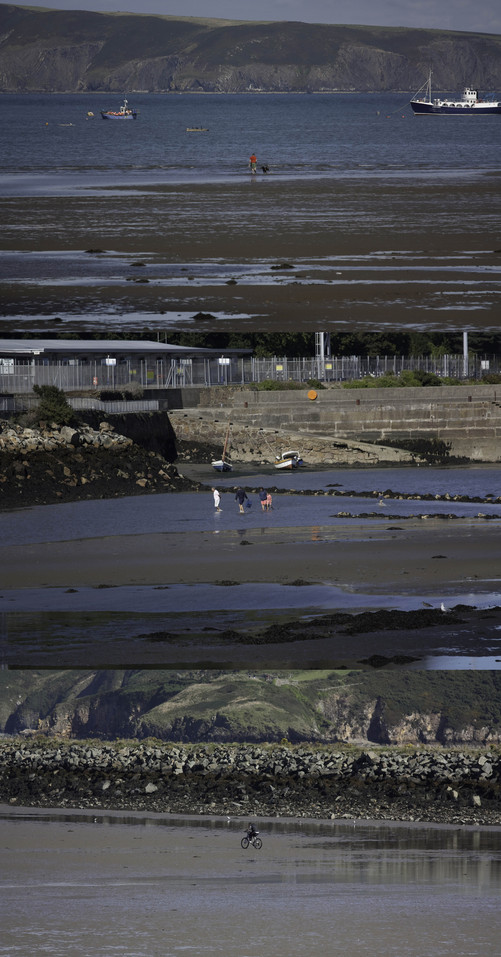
[
  {"x1": 1, "y1": 91, "x2": 500, "y2": 188},
  {"x1": 1, "y1": 809, "x2": 500, "y2": 957}
]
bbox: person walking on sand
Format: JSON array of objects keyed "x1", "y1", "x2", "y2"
[
  {"x1": 249, "y1": 153, "x2": 257, "y2": 174},
  {"x1": 212, "y1": 487, "x2": 222, "y2": 511},
  {"x1": 235, "y1": 487, "x2": 248, "y2": 513},
  {"x1": 259, "y1": 487, "x2": 268, "y2": 511}
]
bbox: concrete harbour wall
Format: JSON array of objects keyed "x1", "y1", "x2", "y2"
[{"x1": 172, "y1": 385, "x2": 501, "y2": 462}]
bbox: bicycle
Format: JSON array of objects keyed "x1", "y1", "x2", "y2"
[{"x1": 241, "y1": 834, "x2": 262, "y2": 850}]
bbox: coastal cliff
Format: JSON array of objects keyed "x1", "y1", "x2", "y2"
[
  {"x1": 2, "y1": 670, "x2": 501, "y2": 747},
  {"x1": 1, "y1": 6, "x2": 501, "y2": 94}
]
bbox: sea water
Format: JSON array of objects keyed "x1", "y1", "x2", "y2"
[
  {"x1": 1, "y1": 91, "x2": 501, "y2": 187},
  {"x1": 1, "y1": 465, "x2": 501, "y2": 666},
  {"x1": 2, "y1": 464, "x2": 500, "y2": 547},
  {"x1": 1, "y1": 91, "x2": 501, "y2": 335}
]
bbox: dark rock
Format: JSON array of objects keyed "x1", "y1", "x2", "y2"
[{"x1": 1, "y1": 741, "x2": 500, "y2": 825}]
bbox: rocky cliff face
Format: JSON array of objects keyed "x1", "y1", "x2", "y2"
[
  {"x1": 2, "y1": 670, "x2": 501, "y2": 747},
  {"x1": 1, "y1": 7, "x2": 501, "y2": 93}
]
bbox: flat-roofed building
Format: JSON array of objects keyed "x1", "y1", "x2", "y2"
[{"x1": 0, "y1": 338, "x2": 251, "y2": 395}]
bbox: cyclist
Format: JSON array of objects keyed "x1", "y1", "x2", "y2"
[{"x1": 246, "y1": 822, "x2": 258, "y2": 842}]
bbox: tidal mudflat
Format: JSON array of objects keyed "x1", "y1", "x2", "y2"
[
  {"x1": 2, "y1": 466, "x2": 501, "y2": 668},
  {"x1": 1, "y1": 807, "x2": 500, "y2": 957}
]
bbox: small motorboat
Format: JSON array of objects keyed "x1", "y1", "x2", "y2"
[
  {"x1": 274, "y1": 450, "x2": 303, "y2": 470},
  {"x1": 186, "y1": 127, "x2": 209, "y2": 132},
  {"x1": 101, "y1": 98, "x2": 137, "y2": 120}
]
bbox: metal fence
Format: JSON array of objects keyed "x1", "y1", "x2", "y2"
[
  {"x1": 250, "y1": 353, "x2": 499, "y2": 383},
  {"x1": 0, "y1": 353, "x2": 499, "y2": 395}
]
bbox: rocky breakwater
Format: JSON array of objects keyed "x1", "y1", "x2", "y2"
[
  {"x1": 0, "y1": 420, "x2": 197, "y2": 510},
  {"x1": 1, "y1": 740, "x2": 500, "y2": 826}
]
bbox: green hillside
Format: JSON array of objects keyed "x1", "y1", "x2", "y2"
[{"x1": 2, "y1": 670, "x2": 500, "y2": 744}]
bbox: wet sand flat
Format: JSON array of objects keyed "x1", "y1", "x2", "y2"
[
  {"x1": 2, "y1": 176, "x2": 501, "y2": 334},
  {"x1": 1, "y1": 519, "x2": 499, "y2": 591},
  {"x1": 2, "y1": 809, "x2": 500, "y2": 957}
]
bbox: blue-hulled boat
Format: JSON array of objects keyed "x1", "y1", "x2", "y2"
[{"x1": 101, "y1": 98, "x2": 137, "y2": 120}]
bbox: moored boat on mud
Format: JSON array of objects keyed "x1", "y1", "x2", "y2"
[
  {"x1": 212, "y1": 423, "x2": 233, "y2": 472},
  {"x1": 274, "y1": 450, "x2": 303, "y2": 470}
]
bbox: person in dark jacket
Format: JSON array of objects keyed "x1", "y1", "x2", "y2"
[{"x1": 235, "y1": 487, "x2": 248, "y2": 513}]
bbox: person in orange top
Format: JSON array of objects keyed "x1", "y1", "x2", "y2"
[{"x1": 249, "y1": 153, "x2": 257, "y2": 173}]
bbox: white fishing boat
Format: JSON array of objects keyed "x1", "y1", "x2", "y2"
[
  {"x1": 274, "y1": 450, "x2": 303, "y2": 470},
  {"x1": 212, "y1": 423, "x2": 233, "y2": 472},
  {"x1": 410, "y1": 71, "x2": 501, "y2": 115}
]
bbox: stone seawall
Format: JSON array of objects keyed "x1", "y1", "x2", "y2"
[
  {"x1": 172, "y1": 384, "x2": 501, "y2": 463},
  {"x1": 1, "y1": 741, "x2": 500, "y2": 826},
  {"x1": 169, "y1": 410, "x2": 418, "y2": 467}
]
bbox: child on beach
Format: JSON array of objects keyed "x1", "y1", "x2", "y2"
[{"x1": 212, "y1": 487, "x2": 222, "y2": 511}]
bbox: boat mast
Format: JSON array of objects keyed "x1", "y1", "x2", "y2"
[
  {"x1": 411, "y1": 69, "x2": 432, "y2": 103},
  {"x1": 221, "y1": 423, "x2": 231, "y2": 463}
]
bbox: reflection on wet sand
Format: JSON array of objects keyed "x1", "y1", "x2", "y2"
[{"x1": 1, "y1": 809, "x2": 500, "y2": 957}]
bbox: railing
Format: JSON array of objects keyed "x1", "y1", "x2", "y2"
[
  {"x1": 68, "y1": 398, "x2": 160, "y2": 413},
  {"x1": 0, "y1": 353, "x2": 499, "y2": 395}
]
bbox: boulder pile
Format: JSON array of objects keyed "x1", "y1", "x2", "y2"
[
  {"x1": 0, "y1": 420, "x2": 198, "y2": 509},
  {"x1": 1, "y1": 740, "x2": 500, "y2": 825},
  {"x1": 0, "y1": 421, "x2": 132, "y2": 453}
]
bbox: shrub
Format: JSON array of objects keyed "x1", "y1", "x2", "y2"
[
  {"x1": 399, "y1": 369, "x2": 442, "y2": 387},
  {"x1": 252, "y1": 379, "x2": 304, "y2": 391},
  {"x1": 32, "y1": 384, "x2": 76, "y2": 426},
  {"x1": 344, "y1": 370, "x2": 443, "y2": 389},
  {"x1": 343, "y1": 374, "x2": 401, "y2": 389}
]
